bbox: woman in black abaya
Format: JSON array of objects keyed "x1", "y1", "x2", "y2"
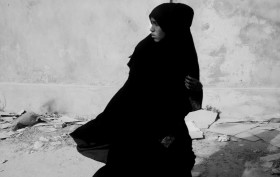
[{"x1": 70, "y1": 3, "x2": 203, "y2": 177}]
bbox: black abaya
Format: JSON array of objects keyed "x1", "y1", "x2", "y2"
[{"x1": 70, "y1": 3, "x2": 202, "y2": 177}]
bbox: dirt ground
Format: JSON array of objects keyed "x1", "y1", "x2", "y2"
[{"x1": 1, "y1": 118, "x2": 280, "y2": 177}]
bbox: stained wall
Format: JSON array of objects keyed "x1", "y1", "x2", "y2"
[{"x1": 0, "y1": 0, "x2": 279, "y2": 117}]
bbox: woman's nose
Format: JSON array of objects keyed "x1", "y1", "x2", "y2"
[{"x1": 150, "y1": 25, "x2": 155, "y2": 32}]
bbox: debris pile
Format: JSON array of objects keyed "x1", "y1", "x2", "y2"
[
  {"x1": 0, "y1": 110, "x2": 87, "y2": 141},
  {"x1": 185, "y1": 108, "x2": 280, "y2": 148}
]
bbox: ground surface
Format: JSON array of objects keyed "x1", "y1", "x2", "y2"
[{"x1": 1, "y1": 116, "x2": 280, "y2": 177}]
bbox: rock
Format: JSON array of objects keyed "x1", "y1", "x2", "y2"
[
  {"x1": 33, "y1": 141, "x2": 44, "y2": 149},
  {"x1": 185, "y1": 110, "x2": 218, "y2": 129},
  {"x1": 260, "y1": 153, "x2": 280, "y2": 162},
  {"x1": 12, "y1": 112, "x2": 43, "y2": 131},
  {"x1": 185, "y1": 120, "x2": 204, "y2": 139},
  {"x1": 17, "y1": 110, "x2": 26, "y2": 116}
]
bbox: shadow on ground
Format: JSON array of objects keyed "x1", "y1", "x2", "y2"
[{"x1": 193, "y1": 130, "x2": 280, "y2": 177}]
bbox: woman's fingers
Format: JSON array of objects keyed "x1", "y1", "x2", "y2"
[
  {"x1": 185, "y1": 77, "x2": 196, "y2": 85},
  {"x1": 185, "y1": 76, "x2": 202, "y2": 91}
]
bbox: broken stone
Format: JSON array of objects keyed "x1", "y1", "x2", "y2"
[
  {"x1": 17, "y1": 110, "x2": 26, "y2": 116},
  {"x1": 12, "y1": 112, "x2": 43, "y2": 131},
  {"x1": 33, "y1": 141, "x2": 44, "y2": 149},
  {"x1": 260, "y1": 153, "x2": 280, "y2": 162},
  {"x1": 185, "y1": 110, "x2": 217, "y2": 129},
  {"x1": 185, "y1": 120, "x2": 204, "y2": 139}
]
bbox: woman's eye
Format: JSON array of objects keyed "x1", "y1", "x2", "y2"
[{"x1": 151, "y1": 20, "x2": 158, "y2": 26}]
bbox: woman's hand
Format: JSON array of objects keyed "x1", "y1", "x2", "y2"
[{"x1": 185, "y1": 75, "x2": 203, "y2": 91}]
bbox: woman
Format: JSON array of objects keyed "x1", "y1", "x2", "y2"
[{"x1": 70, "y1": 3, "x2": 202, "y2": 177}]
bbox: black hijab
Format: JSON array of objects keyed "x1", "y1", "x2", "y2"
[{"x1": 128, "y1": 3, "x2": 200, "y2": 81}]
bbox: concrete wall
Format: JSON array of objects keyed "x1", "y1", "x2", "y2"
[
  {"x1": 0, "y1": 0, "x2": 279, "y2": 118},
  {"x1": 0, "y1": 0, "x2": 165, "y2": 84},
  {"x1": 177, "y1": 0, "x2": 280, "y2": 88}
]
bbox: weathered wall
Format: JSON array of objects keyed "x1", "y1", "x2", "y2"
[
  {"x1": 0, "y1": 0, "x2": 164, "y2": 84},
  {"x1": 1, "y1": 0, "x2": 280, "y2": 87},
  {"x1": 0, "y1": 0, "x2": 279, "y2": 117},
  {"x1": 178, "y1": 0, "x2": 280, "y2": 88}
]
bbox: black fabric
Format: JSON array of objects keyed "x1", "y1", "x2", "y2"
[{"x1": 70, "y1": 2, "x2": 201, "y2": 177}]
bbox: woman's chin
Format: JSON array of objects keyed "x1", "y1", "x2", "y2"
[{"x1": 153, "y1": 38, "x2": 160, "y2": 42}]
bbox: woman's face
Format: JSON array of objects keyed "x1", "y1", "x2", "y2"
[{"x1": 150, "y1": 17, "x2": 166, "y2": 42}]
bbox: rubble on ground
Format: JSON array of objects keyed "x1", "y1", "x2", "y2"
[
  {"x1": 1, "y1": 106, "x2": 280, "y2": 176},
  {"x1": 184, "y1": 106, "x2": 280, "y2": 176},
  {"x1": 0, "y1": 109, "x2": 87, "y2": 153}
]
